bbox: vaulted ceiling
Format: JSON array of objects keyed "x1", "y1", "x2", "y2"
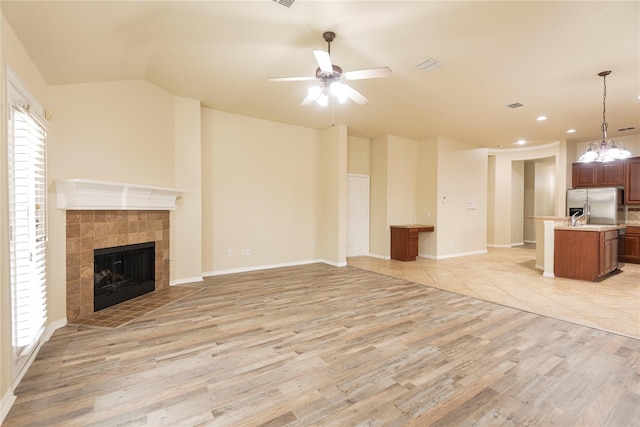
[{"x1": 2, "y1": 0, "x2": 639, "y2": 149}]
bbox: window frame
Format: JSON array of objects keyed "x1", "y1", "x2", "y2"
[{"x1": 5, "y1": 65, "x2": 49, "y2": 383}]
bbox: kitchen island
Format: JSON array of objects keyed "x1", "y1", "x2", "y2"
[
  {"x1": 529, "y1": 216, "x2": 571, "y2": 277},
  {"x1": 554, "y1": 224, "x2": 626, "y2": 281}
]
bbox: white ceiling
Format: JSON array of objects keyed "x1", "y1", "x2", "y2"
[{"x1": 2, "y1": 0, "x2": 639, "y2": 149}]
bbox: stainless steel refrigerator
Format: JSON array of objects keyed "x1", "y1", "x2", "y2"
[{"x1": 566, "y1": 187, "x2": 621, "y2": 225}]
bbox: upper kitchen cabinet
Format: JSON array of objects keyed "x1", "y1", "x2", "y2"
[
  {"x1": 572, "y1": 160, "x2": 625, "y2": 188},
  {"x1": 625, "y1": 157, "x2": 640, "y2": 204},
  {"x1": 572, "y1": 162, "x2": 598, "y2": 187}
]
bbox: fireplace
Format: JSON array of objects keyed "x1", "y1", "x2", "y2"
[
  {"x1": 59, "y1": 180, "x2": 182, "y2": 322},
  {"x1": 94, "y1": 242, "x2": 155, "y2": 311},
  {"x1": 65, "y1": 210, "x2": 171, "y2": 322}
]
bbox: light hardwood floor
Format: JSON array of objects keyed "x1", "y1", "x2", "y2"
[{"x1": 4, "y1": 247, "x2": 639, "y2": 426}]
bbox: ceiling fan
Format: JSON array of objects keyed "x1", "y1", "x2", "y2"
[{"x1": 268, "y1": 31, "x2": 392, "y2": 106}]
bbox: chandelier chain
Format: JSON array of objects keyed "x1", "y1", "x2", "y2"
[{"x1": 601, "y1": 73, "x2": 608, "y2": 138}]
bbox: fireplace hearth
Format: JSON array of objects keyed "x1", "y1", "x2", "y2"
[
  {"x1": 94, "y1": 242, "x2": 155, "y2": 311},
  {"x1": 65, "y1": 210, "x2": 170, "y2": 322}
]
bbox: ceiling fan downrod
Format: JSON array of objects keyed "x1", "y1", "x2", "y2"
[{"x1": 322, "y1": 31, "x2": 335, "y2": 55}]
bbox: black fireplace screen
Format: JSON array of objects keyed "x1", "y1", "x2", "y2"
[{"x1": 94, "y1": 242, "x2": 155, "y2": 312}]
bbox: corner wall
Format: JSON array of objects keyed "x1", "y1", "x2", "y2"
[
  {"x1": 488, "y1": 142, "x2": 567, "y2": 246},
  {"x1": 201, "y1": 109, "x2": 325, "y2": 274},
  {"x1": 435, "y1": 137, "x2": 488, "y2": 257}
]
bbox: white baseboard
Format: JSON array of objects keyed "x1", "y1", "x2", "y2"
[
  {"x1": 203, "y1": 258, "x2": 346, "y2": 277},
  {"x1": 367, "y1": 253, "x2": 390, "y2": 260},
  {"x1": 1, "y1": 388, "x2": 16, "y2": 425},
  {"x1": 322, "y1": 259, "x2": 348, "y2": 267},
  {"x1": 170, "y1": 276, "x2": 204, "y2": 286},
  {"x1": 421, "y1": 249, "x2": 488, "y2": 260}
]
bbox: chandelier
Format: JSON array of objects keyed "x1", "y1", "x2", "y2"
[{"x1": 577, "y1": 70, "x2": 632, "y2": 163}]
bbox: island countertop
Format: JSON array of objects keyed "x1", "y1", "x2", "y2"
[{"x1": 555, "y1": 224, "x2": 626, "y2": 232}]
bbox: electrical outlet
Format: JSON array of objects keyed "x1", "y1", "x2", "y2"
[
  {"x1": 228, "y1": 249, "x2": 234, "y2": 256},
  {"x1": 242, "y1": 249, "x2": 251, "y2": 256}
]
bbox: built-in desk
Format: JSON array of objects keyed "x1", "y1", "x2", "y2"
[{"x1": 390, "y1": 224, "x2": 435, "y2": 261}]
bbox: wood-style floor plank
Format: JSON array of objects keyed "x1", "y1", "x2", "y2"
[{"x1": 4, "y1": 262, "x2": 640, "y2": 426}]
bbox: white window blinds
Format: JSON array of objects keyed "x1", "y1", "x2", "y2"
[{"x1": 8, "y1": 99, "x2": 48, "y2": 362}]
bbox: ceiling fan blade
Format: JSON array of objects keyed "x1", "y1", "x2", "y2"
[
  {"x1": 343, "y1": 67, "x2": 392, "y2": 81},
  {"x1": 313, "y1": 49, "x2": 333, "y2": 74},
  {"x1": 342, "y1": 84, "x2": 368, "y2": 105},
  {"x1": 268, "y1": 76, "x2": 316, "y2": 82},
  {"x1": 300, "y1": 86, "x2": 323, "y2": 105}
]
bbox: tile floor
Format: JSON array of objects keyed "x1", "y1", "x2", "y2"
[
  {"x1": 348, "y1": 245, "x2": 640, "y2": 339},
  {"x1": 69, "y1": 286, "x2": 199, "y2": 329}
]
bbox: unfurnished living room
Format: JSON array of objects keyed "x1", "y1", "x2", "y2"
[{"x1": 1, "y1": 1, "x2": 639, "y2": 426}]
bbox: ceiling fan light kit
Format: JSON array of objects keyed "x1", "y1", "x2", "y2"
[{"x1": 268, "y1": 31, "x2": 391, "y2": 107}]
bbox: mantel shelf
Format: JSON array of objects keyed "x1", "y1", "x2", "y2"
[{"x1": 56, "y1": 179, "x2": 183, "y2": 210}]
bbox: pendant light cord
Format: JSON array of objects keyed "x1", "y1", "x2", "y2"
[{"x1": 601, "y1": 71, "x2": 609, "y2": 140}]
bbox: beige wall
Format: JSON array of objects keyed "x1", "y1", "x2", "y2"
[
  {"x1": 417, "y1": 137, "x2": 438, "y2": 255},
  {"x1": 1, "y1": 14, "x2": 50, "y2": 406},
  {"x1": 368, "y1": 135, "x2": 418, "y2": 258},
  {"x1": 171, "y1": 96, "x2": 203, "y2": 284},
  {"x1": 435, "y1": 137, "x2": 488, "y2": 257},
  {"x1": 387, "y1": 136, "x2": 418, "y2": 226},
  {"x1": 534, "y1": 157, "x2": 556, "y2": 217},
  {"x1": 201, "y1": 109, "x2": 327, "y2": 273},
  {"x1": 347, "y1": 136, "x2": 370, "y2": 175},
  {"x1": 488, "y1": 142, "x2": 567, "y2": 246},
  {"x1": 369, "y1": 136, "x2": 389, "y2": 257},
  {"x1": 524, "y1": 161, "x2": 535, "y2": 242},
  {"x1": 511, "y1": 161, "x2": 525, "y2": 245},
  {"x1": 46, "y1": 80, "x2": 178, "y2": 329},
  {"x1": 317, "y1": 125, "x2": 348, "y2": 265},
  {"x1": 368, "y1": 135, "x2": 488, "y2": 259}
]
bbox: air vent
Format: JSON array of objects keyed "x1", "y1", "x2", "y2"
[
  {"x1": 416, "y1": 58, "x2": 444, "y2": 72},
  {"x1": 506, "y1": 102, "x2": 524, "y2": 109},
  {"x1": 272, "y1": 0, "x2": 295, "y2": 7},
  {"x1": 617, "y1": 126, "x2": 636, "y2": 131}
]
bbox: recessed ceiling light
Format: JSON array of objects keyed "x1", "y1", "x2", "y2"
[
  {"x1": 536, "y1": 116, "x2": 547, "y2": 121},
  {"x1": 517, "y1": 140, "x2": 526, "y2": 145},
  {"x1": 566, "y1": 129, "x2": 576, "y2": 134}
]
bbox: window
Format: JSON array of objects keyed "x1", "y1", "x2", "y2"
[{"x1": 6, "y1": 67, "x2": 48, "y2": 380}]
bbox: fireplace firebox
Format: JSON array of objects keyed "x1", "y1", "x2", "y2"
[{"x1": 94, "y1": 242, "x2": 155, "y2": 311}]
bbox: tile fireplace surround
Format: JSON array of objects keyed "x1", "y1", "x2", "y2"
[{"x1": 65, "y1": 210, "x2": 170, "y2": 322}]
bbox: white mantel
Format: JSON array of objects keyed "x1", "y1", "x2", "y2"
[{"x1": 56, "y1": 179, "x2": 183, "y2": 210}]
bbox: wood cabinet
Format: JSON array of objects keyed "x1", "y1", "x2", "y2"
[
  {"x1": 625, "y1": 157, "x2": 640, "y2": 204},
  {"x1": 600, "y1": 230, "x2": 619, "y2": 276},
  {"x1": 572, "y1": 161, "x2": 625, "y2": 188},
  {"x1": 572, "y1": 162, "x2": 598, "y2": 187},
  {"x1": 390, "y1": 225, "x2": 434, "y2": 261},
  {"x1": 619, "y1": 226, "x2": 640, "y2": 264},
  {"x1": 554, "y1": 228, "x2": 619, "y2": 281}
]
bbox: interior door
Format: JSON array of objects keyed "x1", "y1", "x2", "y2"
[{"x1": 347, "y1": 174, "x2": 370, "y2": 257}]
